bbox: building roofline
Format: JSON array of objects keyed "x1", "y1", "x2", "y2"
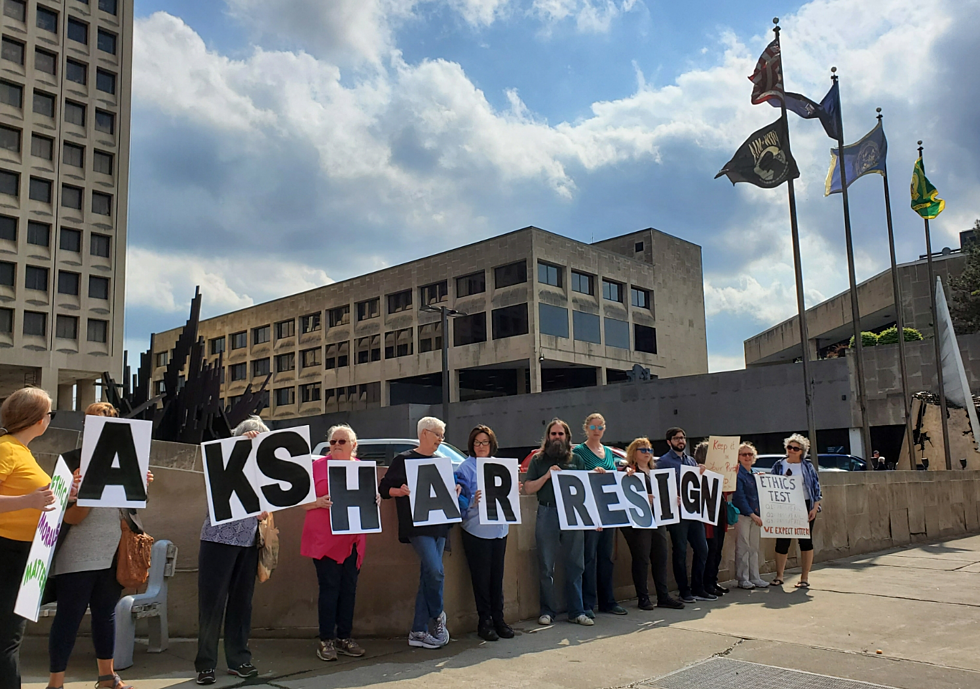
[{"x1": 592, "y1": 226, "x2": 702, "y2": 250}]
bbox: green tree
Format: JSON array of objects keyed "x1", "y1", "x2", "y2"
[
  {"x1": 948, "y1": 220, "x2": 980, "y2": 334},
  {"x1": 848, "y1": 331, "x2": 879, "y2": 347},
  {"x1": 877, "y1": 326, "x2": 923, "y2": 345}
]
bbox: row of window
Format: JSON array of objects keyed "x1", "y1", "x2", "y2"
[
  {"x1": 0, "y1": 215, "x2": 111, "y2": 255},
  {"x1": 0, "y1": 125, "x2": 114, "y2": 174},
  {"x1": 0, "y1": 168, "x2": 112, "y2": 214},
  {"x1": 0, "y1": 261, "x2": 109, "y2": 298},
  {"x1": 539, "y1": 261, "x2": 651, "y2": 308},
  {"x1": 2, "y1": 1, "x2": 120, "y2": 32},
  {"x1": 2, "y1": 26, "x2": 117, "y2": 72},
  {"x1": 0, "y1": 80, "x2": 117, "y2": 133},
  {"x1": 538, "y1": 303, "x2": 657, "y2": 353},
  {"x1": 0, "y1": 306, "x2": 107, "y2": 341},
  {"x1": 270, "y1": 382, "x2": 382, "y2": 408}
]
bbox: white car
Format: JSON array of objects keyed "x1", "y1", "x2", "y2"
[{"x1": 311, "y1": 437, "x2": 467, "y2": 467}]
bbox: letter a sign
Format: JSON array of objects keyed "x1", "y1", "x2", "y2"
[{"x1": 77, "y1": 416, "x2": 152, "y2": 508}]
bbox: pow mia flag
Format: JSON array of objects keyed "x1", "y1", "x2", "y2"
[{"x1": 716, "y1": 117, "x2": 800, "y2": 189}]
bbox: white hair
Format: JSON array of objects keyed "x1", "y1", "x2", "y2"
[
  {"x1": 417, "y1": 416, "x2": 445, "y2": 439},
  {"x1": 783, "y1": 433, "x2": 810, "y2": 455},
  {"x1": 233, "y1": 415, "x2": 270, "y2": 437},
  {"x1": 327, "y1": 424, "x2": 358, "y2": 445}
]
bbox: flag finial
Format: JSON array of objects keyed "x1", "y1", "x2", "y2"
[
  {"x1": 773, "y1": 17, "x2": 780, "y2": 35},
  {"x1": 876, "y1": 107, "x2": 882, "y2": 123},
  {"x1": 918, "y1": 140, "x2": 924, "y2": 155},
  {"x1": 831, "y1": 66, "x2": 838, "y2": 84}
]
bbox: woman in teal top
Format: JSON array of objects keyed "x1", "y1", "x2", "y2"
[{"x1": 572, "y1": 413, "x2": 627, "y2": 617}]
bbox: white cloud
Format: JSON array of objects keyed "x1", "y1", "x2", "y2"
[
  {"x1": 708, "y1": 353, "x2": 746, "y2": 373},
  {"x1": 530, "y1": 0, "x2": 636, "y2": 33}
]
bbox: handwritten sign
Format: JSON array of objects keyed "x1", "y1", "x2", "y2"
[
  {"x1": 704, "y1": 436, "x2": 740, "y2": 492},
  {"x1": 755, "y1": 473, "x2": 811, "y2": 539}
]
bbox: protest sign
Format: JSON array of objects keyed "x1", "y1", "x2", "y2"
[
  {"x1": 406, "y1": 456, "x2": 462, "y2": 526},
  {"x1": 619, "y1": 472, "x2": 656, "y2": 528},
  {"x1": 756, "y1": 473, "x2": 811, "y2": 539},
  {"x1": 679, "y1": 465, "x2": 724, "y2": 525},
  {"x1": 77, "y1": 416, "x2": 152, "y2": 508},
  {"x1": 202, "y1": 427, "x2": 316, "y2": 525},
  {"x1": 327, "y1": 460, "x2": 381, "y2": 534},
  {"x1": 15, "y1": 457, "x2": 73, "y2": 622},
  {"x1": 552, "y1": 470, "x2": 600, "y2": 530},
  {"x1": 590, "y1": 471, "x2": 631, "y2": 528},
  {"x1": 650, "y1": 468, "x2": 680, "y2": 526},
  {"x1": 477, "y1": 458, "x2": 521, "y2": 525},
  {"x1": 704, "y1": 436, "x2": 740, "y2": 492}
]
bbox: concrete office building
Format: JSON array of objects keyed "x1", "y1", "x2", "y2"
[
  {"x1": 149, "y1": 226, "x2": 708, "y2": 421},
  {"x1": 0, "y1": 0, "x2": 132, "y2": 407}
]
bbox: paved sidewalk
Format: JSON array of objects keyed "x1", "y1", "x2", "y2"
[{"x1": 21, "y1": 534, "x2": 980, "y2": 689}]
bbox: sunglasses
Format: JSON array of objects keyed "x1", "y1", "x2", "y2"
[
  {"x1": 47, "y1": 411, "x2": 57, "y2": 420},
  {"x1": 329, "y1": 439, "x2": 348, "y2": 446},
  {"x1": 588, "y1": 424, "x2": 605, "y2": 431},
  {"x1": 473, "y1": 440, "x2": 490, "y2": 447},
  {"x1": 786, "y1": 446, "x2": 803, "y2": 452},
  {"x1": 637, "y1": 448, "x2": 654, "y2": 454}
]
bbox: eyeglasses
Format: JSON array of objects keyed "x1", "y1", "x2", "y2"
[
  {"x1": 46, "y1": 411, "x2": 57, "y2": 420},
  {"x1": 738, "y1": 452, "x2": 755, "y2": 457},
  {"x1": 473, "y1": 440, "x2": 490, "y2": 447},
  {"x1": 588, "y1": 424, "x2": 605, "y2": 431},
  {"x1": 671, "y1": 435, "x2": 686, "y2": 441},
  {"x1": 329, "y1": 439, "x2": 348, "y2": 446},
  {"x1": 425, "y1": 429, "x2": 445, "y2": 440},
  {"x1": 786, "y1": 446, "x2": 803, "y2": 452},
  {"x1": 637, "y1": 448, "x2": 654, "y2": 454}
]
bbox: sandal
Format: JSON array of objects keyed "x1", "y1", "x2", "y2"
[
  {"x1": 96, "y1": 674, "x2": 133, "y2": 689},
  {"x1": 771, "y1": 578, "x2": 784, "y2": 586},
  {"x1": 795, "y1": 581, "x2": 810, "y2": 589}
]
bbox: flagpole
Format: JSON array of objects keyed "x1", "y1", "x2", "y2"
[
  {"x1": 918, "y1": 141, "x2": 952, "y2": 471},
  {"x1": 774, "y1": 18, "x2": 819, "y2": 462},
  {"x1": 831, "y1": 68, "x2": 873, "y2": 461},
  {"x1": 878, "y1": 110, "x2": 916, "y2": 470}
]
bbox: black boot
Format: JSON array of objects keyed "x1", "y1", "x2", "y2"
[
  {"x1": 494, "y1": 620, "x2": 515, "y2": 639},
  {"x1": 478, "y1": 619, "x2": 499, "y2": 641},
  {"x1": 638, "y1": 597, "x2": 655, "y2": 611}
]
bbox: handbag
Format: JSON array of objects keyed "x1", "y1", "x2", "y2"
[
  {"x1": 116, "y1": 515, "x2": 154, "y2": 589},
  {"x1": 727, "y1": 501, "x2": 740, "y2": 526},
  {"x1": 256, "y1": 513, "x2": 279, "y2": 583}
]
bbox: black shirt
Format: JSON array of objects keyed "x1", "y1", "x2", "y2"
[{"x1": 379, "y1": 449, "x2": 452, "y2": 543}]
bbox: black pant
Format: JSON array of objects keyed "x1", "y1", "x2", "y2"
[
  {"x1": 0, "y1": 537, "x2": 30, "y2": 689},
  {"x1": 667, "y1": 520, "x2": 708, "y2": 598},
  {"x1": 620, "y1": 526, "x2": 671, "y2": 602},
  {"x1": 704, "y1": 508, "x2": 729, "y2": 590},
  {"x1": 195, "y1": 540, "x2": 258, "y2": 672},
  {"x1": 775, "y1": 501, "x2": 816, "y2": 554},
  {"x1": 460, "y1": 530, "x2": 507, "y2": 624},
  {"x1": 48, "y1": 567, "x2": 122, "y2": 672},
  {"x1": 583, "y1": 528, "x2": 617, "y2": 611},
  {"x1": 312, "y1": 546, "x2": 360, "y2": 640}
]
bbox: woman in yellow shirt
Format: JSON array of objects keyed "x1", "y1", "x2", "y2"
[{"x1": 0, "y1": 387, "x2": 56, "y2": 689}]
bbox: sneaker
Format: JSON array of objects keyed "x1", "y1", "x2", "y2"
[
  {"x1": 751, "y1": 579, "x2": 770, "y2": 588},
  {"x1": 739, "y1": 580, "x2": 756, "y2": 589},
  {"x1": 600, "y1": 604, "x2": 628, "y2": 615},
  {"x1": 432, "y1": 611, "x2": 450, "y2": 646},
  {"x1": 693, "y1": 591, "x2": 718, "y2": 601},
  {"x1": 537, "y1": 614, "x2": 554, "y2": 625},
  {"x1": 657, "y1": 596, "x2": 685, "y2": 610},
  {"x1": 494, "y1": 621, "x2": 515, "y2": 639},
  {"x1": 680, "y1": 593, "x2": 696, "y2": 603},
  {"x1": 228, "y1": 663, "x2": 258, "y2": 678},
  {"x1": 317, "y1": 639, "x2": 338, "y2": 661},
  {"x1": 638, "y1": 597, "x2": 655, "y2": 611},
  {"x1": 570, "y1": 614, "x2": 594, "y2": 626},
  {"x1": 477, "y1": 620, "x2": 499, "y2": 641},
  {"x1": 196, "y1": 670, "x2": 216, "y2": 685},
  {"x1": 584, "y1": 609, "x2": 595, "y2": 619},
  {"x1": 336, "y1": 638, "x2": 365, "y2": 657},
  {"x1": 408, "y1": 630, "x2": 443, "y2": 649},
  {"x1": 712, "y1": 585, "x2": 729, "y2": 596}
]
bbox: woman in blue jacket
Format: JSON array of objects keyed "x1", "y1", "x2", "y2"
[
  {"x1": 770, "y1": 434, "x2": 822, "y2": 588},
  {"x1": 732, "y1": 442, "x2": 768, "y2": 589}
]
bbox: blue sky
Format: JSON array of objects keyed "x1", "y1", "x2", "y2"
[{"x1": 124, "y1": 0, "x2": 980, "y2": 372}]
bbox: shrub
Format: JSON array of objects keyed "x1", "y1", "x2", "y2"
[
  {"x1": 849, "y1": 331, "x2": 879, "y2": 348},
  {"x1": 877, "y1": 326, "x2": 924, "y2": 345}
]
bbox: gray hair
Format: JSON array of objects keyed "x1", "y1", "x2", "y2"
[
  {"x1": 233, "y1": 415, "x2": 270, "y2": 437},
  {"x1": 783, "y1": 433, "x2": 810, "y2": 455},
  {"x1": 417, "y1": 416, "x2": 445, "y2": 439},
  {"x1": 327, "y1": 424, "x2": 358, "y2": 455}
]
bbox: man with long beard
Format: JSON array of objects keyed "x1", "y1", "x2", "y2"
[{"x1": 523, "y1": 419, "x2": 592, "y2": 626}]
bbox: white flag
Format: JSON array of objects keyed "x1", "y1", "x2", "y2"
[{"x1": 936, "y1": 277, "x2": 980, "y2": 450}]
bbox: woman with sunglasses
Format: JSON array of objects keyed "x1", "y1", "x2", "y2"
[
  {"x1": 453, "y1": 425, "x2": 514, "y2": 641},
  {"x1": 302, "y1": 424, "x2": 376, "y2": 662},
  {"x1": 733, "y1": 442, "x2": 768, "y2": 589},
  {"x1": 620, "y1": 438, "x2": 685, "y2": 610},
  {"x1": 572, "y1": 413, "x2": 627, "y2": 617},
  {"x1": 770, "y1": 433, "x2": 822, "y2": 588}
]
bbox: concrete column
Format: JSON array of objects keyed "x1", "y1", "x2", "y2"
[
  {"x1": 598, "y1": 367, "x2": 607, "y2": 385},
  {"x1": 848, "y1": 427, "x2": 865, "y2": 459},
  {"x1": 39, "y1": 366, "x2": 59, "y2": 407},
  {"x1": 807, "y1": 338, "x2": 819, "y2": 361},
  {"x1": 380, "y1": 380, "x2": 390, "y2": 407},
  {"x1": 57, "y1": 382, "x2": 74, "y2": 411},
  {"x1": 530, "y1": 356, "x2": 542, "y2": 394},
  {"x1": 449, "y1": 369, "x2": 460, "y2": 404},
  {"x1": 77, "y1": 379, "x2": 97, "y2": 409}
]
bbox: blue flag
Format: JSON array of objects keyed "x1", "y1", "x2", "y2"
[
  {"x1": 769, "y1": 81, "x2": 841, "y2": 140},
  {"x1": 824, "y1": 122, "x2": 887, "y2": 196}
]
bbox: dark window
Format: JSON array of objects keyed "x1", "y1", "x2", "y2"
[
  {"x1": 0, "y1": 215, "x2": 15, "y2": 241},
  {"x1": 539, "y1": 303, "x2": 569, "y2": 338},
  {"x1": 300, "y1": 312, "x2": 321, "y2": 333},
  {"x1": 29, "y1": 177, "x2": 52, "y2": 203},
  {"x1": 90, "y1": 233, "x2": 110, "y2": 257},
  {"x1": 634, "y1": 324, "x2": 657, "y2": 354},
  {"x1": 301, "y1": 347, "x2": 321, "y2": 368},
  {"x1": 63, "y1": 142, "x2": 83, "y2": 167},
  {"x1": 67, "y1": 18, "x2": 87, "y2": 44},
  {"x1": 89, "y1": 275, "x2": 108, "y2": 299},
  {"x1": 604, "y1": 317, "x2": 630, "y2": 349},
  {"x1": 26, "y1": 221, "x2": 49, "y2": 246},
  {"x1": 538, "y1": 261, "x2": 563, "y2": 288},
  {"x1": 300, "y1": 383, "x2": 321, "y2": 403},
  {"x1": 1, "y1": 37, "x2": 24, "y2": 65},
  {"x1": 86, "y1": 318, "x2": 107, "y2": 343},
  {"x1": 155, "y1": 351, "x2": 168, "y2": 367},
  {"x1": 56, "y1": 314, "x2": 78, "y2": 339},
  {"x1": 23, "y1": 311, "x2": 45, "y2": 336},
  {"x1": 93, "y1": 150, "x2": 112, "y2": 175},
  {"x1": 31, "y1": 134, "x2": 52, "y2": 160},
  {"x1": 94, "y1": 109, "x2": 113, "y2": 134},
  {"x1": 33, "y1": 90, "x2": 54, "y2": 116},
  {"x1": 492, "y1": 304, "x2": 529, "y2": 340},
  {"x1": 456, "y1": 271, "x2": 485, "y2": 297},
  {"x1": 354, "y1": 336, "x2": 380, "y2": 363},
  {"x1": 274, "y1": 387, "x2": 294, "y2": 406},
  {"x1": 61, "y1": 184, "x2": 82, "y2": 209},
  {"x1": 3, "y1": 0, "x2": 25, "y2": 22},
  {"x1": 25, "y1": 265, "x2": 47, "y2": 291},
  {"x1": 328, "y1": 305, "x2": 349, "y2": 327},
  {"x1": 209, "y1": 337, "x2": 225, "y2": 355},
  {"x1": 65, "y1": 101, "x2": 85, "y2": 126},
  {"x1": 92, "y1": 191, "x2": 111, "y2": 215},
  {"x1": 230, "y1": 362, "x2": 247, "y2": 381},
  {"x1": 602, "y1": 279, "x2": 623, "y2": 303},
  {"x1": 274, "y1": 319, "x2": 294, "y2": 339},
  {"x1": 571, "y1": 271, "x2": 594, "y2": 295},
  {"x1": 252, "y1": 325, "x2": 270, "y2": 345},
  {"x1": 96, "y1": 69, "x2": 115, "y2": 94},
  {"x1": 0, "y1": 169, "x2": 17, "y2": 196},
  {"x1": 387, "y1": 289, "x2": 411, "y2": 314},
  {"x1": 494, "y1": 261, "x2": 526, "y2": 289},
  {"x1": 631, "y1": 287, "x2": 651, "y2": 309},
  {"x1": 453, "y1": 312, "x2": 486, "y2": 346},
  {"x1": 98, "y1": 0, "x2": 117, "y2": 15},
  {"x1": 0, "y1": 307, "x2": 10, "y2": 333},
  {"x1": 230, "y1": 331, "x2": 247, "y2": 349},
  {"x1": 275, "y1": 353, "x2": 294, "y2": 372},
  {"x1": 356, "y1": 298, "x2": 379, "y2": 321},
  {"x1": 0, "y1": 125, "x2": 19, "y2": 152},
  {"x1": 325, "y1": 341, "x2": 349, "y2": 369},
  {"x1": 61, "y1": 228, "x2": 81, "y2": 252},
  {"x1": 635, "y1": 241, "x2": 644, "y2": 252},
  {"x1": 418, "y1": 322, "x2": 442, "y2": 353},
  {"x1": 573, "y1": 311, "x2": 601, "y2": 344},
  {"x1": 35, "y1": 48, "x2": 56, "y2": 75},
  {"x1": 36, "y1": 6, "x2": 57, "y2": 33},
  {"x1": 252, "y1": 358, "x2": 270, "y2": 377},
  {"x1": 0, "y1": 261, "x2": 13, "y2": 285},
  {"x1": 66, "y1": 59, "x2": 86, "y2": 85},
  {"x1": 0, "y1": 80, "x2": 22, "y2": 108},
  {"x1": 419, "y1": 281, "x2": 447, "y2": 306},
  {"x1": 97, "y1": 29, "x2": 115, "y2": 54},
  {"x1": 384, "y1": 328, "x2": 414, "y2": 359}
]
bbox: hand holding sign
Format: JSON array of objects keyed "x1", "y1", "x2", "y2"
[
  {"x1": 704, "y1": 436, "x2": 740, "y2": 492},
  {"x1": 476, "y1": 458, "x2": 520, "y2": 525},
  {"x1": 77, "y1": 416, "x2": 152, "y2": 508},
  {"x1": 406, "y1": 457, "x2": 462, "y2": 526},
  {"x1": 327, "y1": 460, "x2": 382, "y2": 534}
]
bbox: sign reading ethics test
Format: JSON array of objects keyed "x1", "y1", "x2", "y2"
[{"x1": 755, "y1": 473, "x2": 810, "y2": 539}]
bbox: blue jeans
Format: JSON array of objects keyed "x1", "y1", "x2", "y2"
[
  {"x1": 409, "y1": 536, "x2": 446, "y2": 633},
  {"x1": 535, "y1": 504, "x2": 585, "y2": 619},
  {"x1": 583, "y1": 528, "x2": 617, "y2": 611},
  {"x1": 667, "y1": 520, "x2": 708, "y2": 598}
]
